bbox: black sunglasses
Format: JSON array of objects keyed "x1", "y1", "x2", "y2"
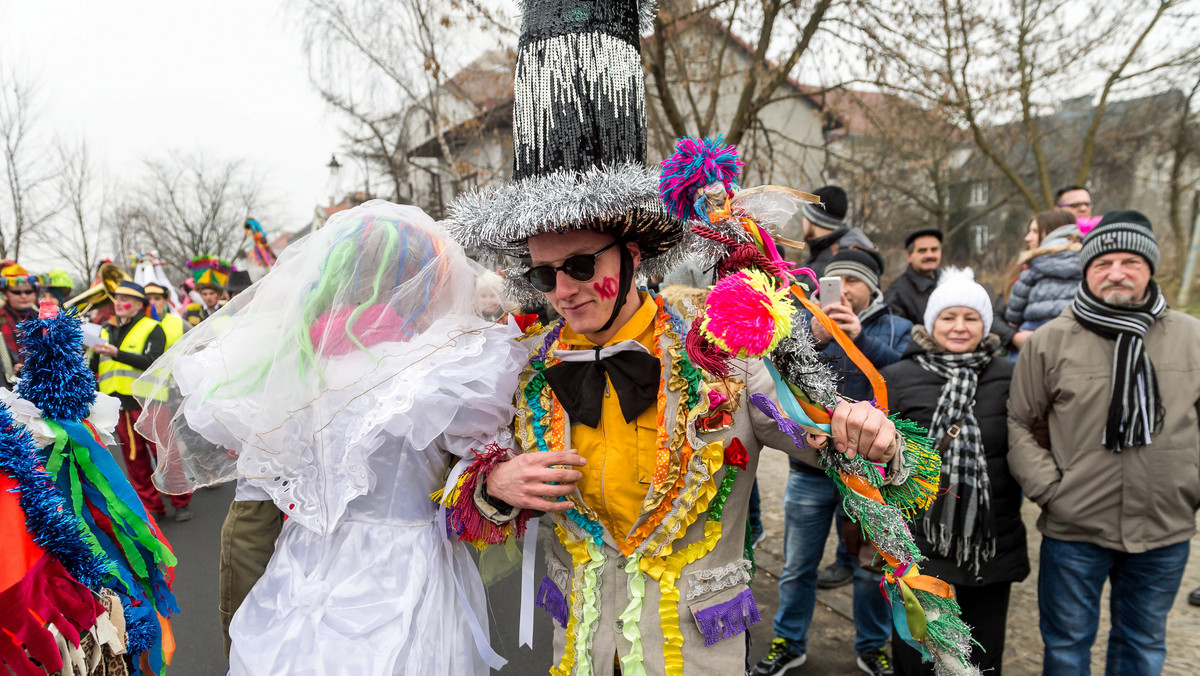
[
  {"x1": 6, "y1": 288, "x2": 35, "y2": 296},
  {"x1": 523, "y1": 240, "x2": 620, "y2": 293}
]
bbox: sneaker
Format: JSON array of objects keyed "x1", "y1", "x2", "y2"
[
  {"x1": 1189, "y1": 586, "x2": 1200, "y2": 607},
  {"x1": 856, "y1": 647, "x2": 894, "y2": 676},
  {"x1": 816, "y1": 562, "x2": 853, "y2": 589},
  {"x1": 751, "y1": 525, "x2": 766, "y2": 549},
  {"x1": 174, "y1": 506, "x2": 194, "y2": 522},
  {"x1": 749, "y1": 638, "x2": 806, "y2": 675}
]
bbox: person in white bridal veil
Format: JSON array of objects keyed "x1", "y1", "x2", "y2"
[{"x1": 135, "y1": 200, "x2": 525, "y2": 675}]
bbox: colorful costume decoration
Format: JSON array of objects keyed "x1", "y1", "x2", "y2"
[
  {"x1": 0, "y1": 393, "x2": 126, "y2": 676},
  {"x1": 243, "y1": 218, "x2": 276, "y2": 268},
  {"x1": 39, "y1": 269, "x2": 75, "y2": 306},
  {"x1": 5, "y1": 302, "x2": 177, "y2": 674},
  {"x1": 666, "y1": 137, "x2": 980, "y2": 675},
  {"x1": 134, "y1": 202, "x2": 523, "y2": 675},
  {"x1": 183, "y1": 257, "x2": 230, "y2": 291},
  {"x1": 183, "y1": 257, "x2": 228, "y2": 326},
  {"x1": 442, "y1": 3, "x2": 898, "y2": 674}
]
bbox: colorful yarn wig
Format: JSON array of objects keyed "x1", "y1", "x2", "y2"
[{"x1": 659, "y1": 136, "x2": 743, "y2": 221}]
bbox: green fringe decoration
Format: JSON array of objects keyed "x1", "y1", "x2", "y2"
[
  {"x1": 833, "y1": 488, "x2": 923, "y2": 562},
  {"x1": 706, "y1": 466, "x2": 739, "y2": 522},
  {"x1": 881, "y1": 414, "x2": 942, "y2": 518},
  {"x1": 914, "y1": 588, "x2": 979, "y2": 665}
]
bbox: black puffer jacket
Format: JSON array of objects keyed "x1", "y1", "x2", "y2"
[
  {"x1": 883, "y1": 266, "x2": 938, "y2": 325},
  {"x1": 881, "y1": 331, "x2": 1030, "y2": 587}
]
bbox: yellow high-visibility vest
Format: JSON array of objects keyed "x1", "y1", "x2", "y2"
[
  {"x1": 159, "y1": 312, "x2": 185, "y2": 348},
  {"x1": 98, "y1": 317, "x2": 162, "y2": 399}
]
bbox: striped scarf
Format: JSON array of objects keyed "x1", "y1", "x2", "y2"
[
  {"x1": 914, "y1": 338, "x2": 996, "y2": 574},
  {"x1": 1071, "y1": 281, "x2": 1167, "y2": 451}
]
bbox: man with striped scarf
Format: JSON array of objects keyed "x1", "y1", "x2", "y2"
[{"x1": 1008, "y1": 210, "x2": 1200, "y2": 676}]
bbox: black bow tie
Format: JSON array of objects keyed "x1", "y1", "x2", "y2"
[{"x1": 543, "y1": 346, "x2": 661, "y2": 428}]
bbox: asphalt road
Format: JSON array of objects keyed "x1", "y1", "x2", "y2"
[{"x1": 155, "y1": 484, "x2": 823, "y2": 676}]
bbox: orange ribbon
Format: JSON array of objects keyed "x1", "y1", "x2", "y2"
[{"x1": 790, "y1": 285, "x2": 888, "y2": 411}]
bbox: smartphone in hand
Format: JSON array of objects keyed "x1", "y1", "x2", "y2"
[{"x1": 818, "y1": 276, "x2": 843, "y2": 309}]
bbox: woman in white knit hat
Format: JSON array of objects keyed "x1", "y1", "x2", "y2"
[{"x1": 881, "y1": 268, "x2": 1029, "y2": 675}]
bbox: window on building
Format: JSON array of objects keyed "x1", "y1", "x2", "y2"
[
  {"x1": 968, "y1": 181, "x2": 989, "y2": 207},
  {"x1": 971, "y1": 223, "x2": 989, "y2": 255}
]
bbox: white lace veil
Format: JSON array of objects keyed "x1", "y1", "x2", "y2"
[{"x1": 134, "y1": 200, "x2": 499, "y2": 500}]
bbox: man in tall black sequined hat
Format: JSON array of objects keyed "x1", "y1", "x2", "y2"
[{"x1": 443, "y1": 2, "x2": 902, "y2": 673}]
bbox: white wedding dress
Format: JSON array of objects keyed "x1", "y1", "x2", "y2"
[{"x1": 174, "y1": 318, "x2": 525, "y2": 675}]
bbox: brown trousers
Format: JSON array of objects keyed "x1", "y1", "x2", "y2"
[{"x1": 218, "y1": 499, "x2": 284, "y2": 656}]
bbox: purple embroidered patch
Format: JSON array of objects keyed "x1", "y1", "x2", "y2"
[
  {"x1": 749, "y1": 393, "x2": 808, "y2": 449},
  {"x1": 693, "y1": 587, "x2": 762, "y2": 647},
  {"x1": 534, "y1": 575, "x2": 568, "y2": 628}
]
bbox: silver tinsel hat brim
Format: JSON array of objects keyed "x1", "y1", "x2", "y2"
[{"x1": 446, "y1": 162, "x2": 688, "y2": 275}]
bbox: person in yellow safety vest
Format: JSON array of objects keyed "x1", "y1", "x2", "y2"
[
  {"x1": 143, "y1": 282, "x2": 187, "y2": 348},
  {"x1": 90, "y1": 280, "x2": 194, "y2": 522}
]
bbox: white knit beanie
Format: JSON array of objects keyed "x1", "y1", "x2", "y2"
[{"x1": 923, "y1": 267, "x2": 993, "y2": 336}]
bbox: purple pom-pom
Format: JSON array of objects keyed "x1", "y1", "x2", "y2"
[{"x1": 659, "y1": 136, "x2": 743, "y2": 221}]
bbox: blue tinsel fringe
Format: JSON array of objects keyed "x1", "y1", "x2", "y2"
[
  {"x1": 16, "y1": 309, "x2": 97, "y2": 421},
  {"x1": 0, "y1": 402, "x2": 112, "y2": 589}
]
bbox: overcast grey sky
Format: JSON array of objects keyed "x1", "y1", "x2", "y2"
[{"x1": 0, "y1": 0, "x2": 347, "y2": 266}]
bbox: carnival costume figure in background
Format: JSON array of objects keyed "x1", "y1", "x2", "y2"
[
  {"x1": 39, "y1": 269, "x2": 75, "y2": 308},
  {"x1": 242, "y1": 218, "x2": 277, "y2": 269},
  {"x1": 659, "y1": 134, "x2": 982, "y2": 674},
  {"x1": 0, "y1": 260, "x2": 43, "y2": 388},
  {"x1": 2, "y1": 299, "x2": 178, "y2": 674},
  {"x1": 134, "y1": 201, "x2": 525, "y2": 675},
  {"x1": 444, "y1": 3, "x2": 904, "y2": 674},
  {"x1": 131, "y1": 254, "x2": 185, "y2": 319},
  {"x1": 182, "y1": 257, "x2": 228, "y2": 326}
]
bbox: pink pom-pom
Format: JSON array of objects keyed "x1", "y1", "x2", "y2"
[{"x1": 701, "y1": 270, "x2": 794, "y2": 358}]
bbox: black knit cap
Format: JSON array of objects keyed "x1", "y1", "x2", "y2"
[
  {"x1": 802, "y1": 185, "x2": 848, "y2": 231},
  {"x1": 904, "y1": 228, "x2": 944, "y2": 249},
  {"x1": 1079, "y1": 210, "x2": 1160, "y2": 273}
]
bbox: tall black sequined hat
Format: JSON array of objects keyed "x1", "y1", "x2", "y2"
[{"x1": 446, "y1": 0, "x2": 685, "y2": 279}]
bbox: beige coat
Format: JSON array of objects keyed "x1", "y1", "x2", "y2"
[
  {"x1": 1007, "y1": 306, "x2": 1200, "y2": 553},
  {"x1": 480, "y1": 322, "x2": 855, "y2": 675}
]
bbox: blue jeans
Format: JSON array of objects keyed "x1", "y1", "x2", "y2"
[
  {"x1": 774, "y1": 469, "x2": 891, "y2": 655},
  {"x1": 1039, "y1": 536, "x2": 1189, "y2": 676}
]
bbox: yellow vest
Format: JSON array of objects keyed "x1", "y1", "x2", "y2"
[
  {"x1": 159, "y1": 312, "x2": 185, "y2": 348},
  {"x1": 98, "y1": 317, "x2": 161, "y2": 399}
]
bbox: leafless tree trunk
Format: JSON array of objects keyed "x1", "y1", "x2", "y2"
[
  {"x1": 130, "y1": 153, "x2": 266, "y2": 270},
  {"x1": 646, "y1": 0, "x2": 837, "y2": 147},
  {"x1": 297, "y1": 0, "x2": 506, "y2": 207},
  {"x1": 0, "y1": 66, "x2": 60, "y2": 260},
  {"x1": 41, "y1": 140, "x2": 109, "y2": 282},
  {"x1": 858, "y1": 0, "x2": 1200, "y2": 211}
]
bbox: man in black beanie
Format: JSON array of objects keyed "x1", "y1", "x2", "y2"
[
  {"x1": 1009, "y1": 210, "x2": 1200, "y2": 674},
  {"x1": 800, "y1": 185, "x2": 850, "y2": 277}
]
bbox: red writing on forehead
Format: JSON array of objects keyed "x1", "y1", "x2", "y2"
[{"x1": 594, "y1": 277, "x2": 618, "y2": 300}]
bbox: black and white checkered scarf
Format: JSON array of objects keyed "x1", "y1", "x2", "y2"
[
  {"x1": 914, "y1": 337, "x2": 996, "y2": 574},
  {"x1": 1071, "y1": 280, "x2": 1167, "y2": 452}
]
